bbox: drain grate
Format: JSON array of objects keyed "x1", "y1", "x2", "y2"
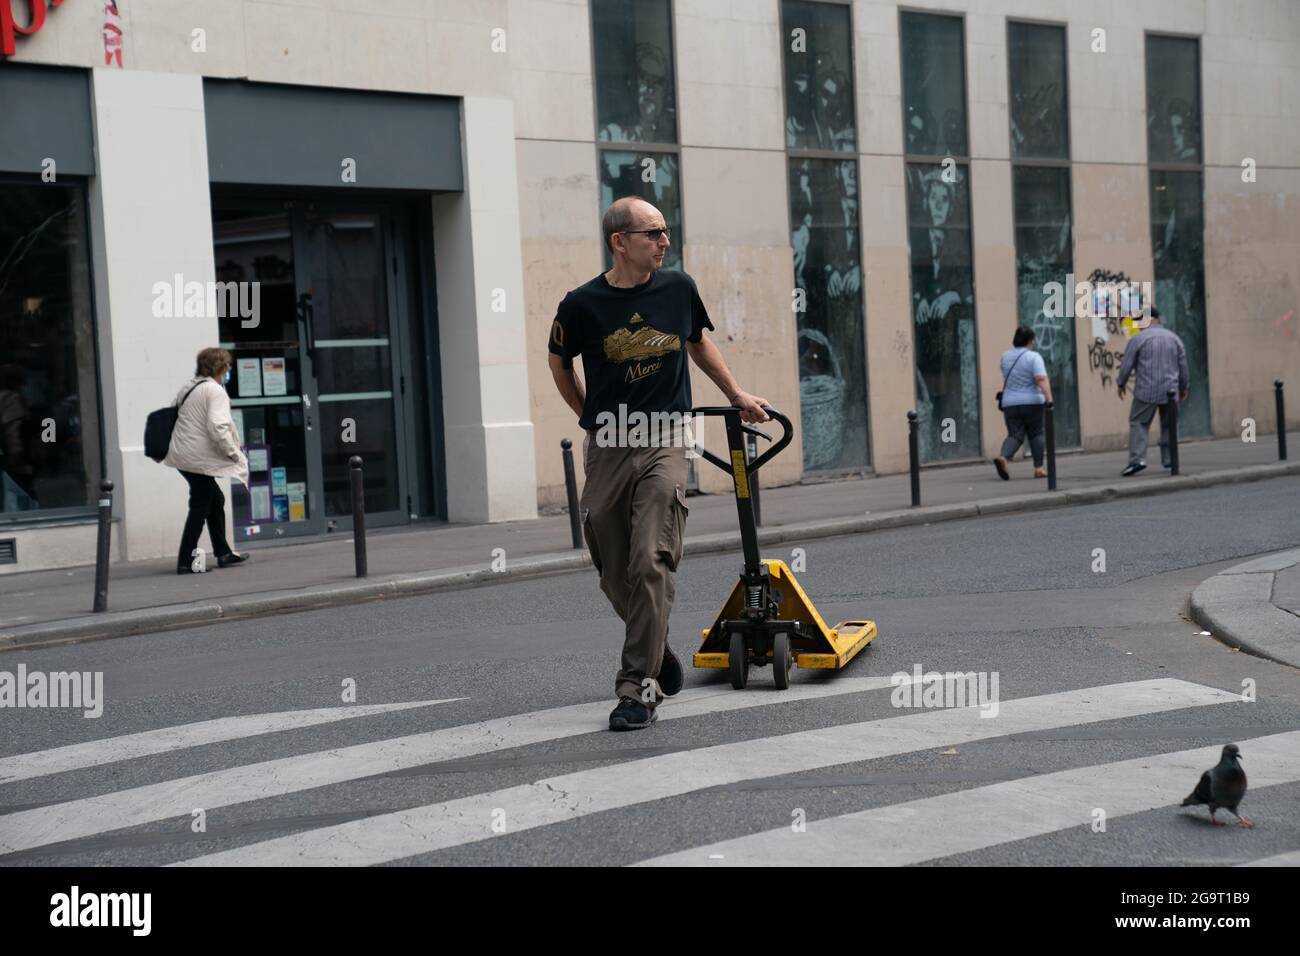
[{"x1": 0, "y1": 538, "x2": 15, "y2": 564}]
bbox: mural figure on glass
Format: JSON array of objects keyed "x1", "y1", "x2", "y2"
[{"x1": 909, "y1": 166, "x2": 976, "y2": 460}]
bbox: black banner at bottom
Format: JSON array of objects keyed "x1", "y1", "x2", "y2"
[{"x1": 0, "y1": 865, "x2": 1287, "y2": 941}]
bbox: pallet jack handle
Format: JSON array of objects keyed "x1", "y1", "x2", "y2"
[
  {"x1": 689, "y1": 406, "x2": 793, "y2": 476},
  {"x1": 689, "y1": 406, "x2": 791, "y2": 575}
]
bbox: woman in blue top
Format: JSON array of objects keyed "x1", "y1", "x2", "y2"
[{"x1": 993, "y1": 326, "x2": 1053, "y2": 480}]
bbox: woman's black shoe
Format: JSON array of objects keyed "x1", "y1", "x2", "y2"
[
  {"x1": 176, "y1": 564, "x2": 207, "y2": 575},
  {"x1": 217, "y1": 551, "x2": 250, "y2": 568}
]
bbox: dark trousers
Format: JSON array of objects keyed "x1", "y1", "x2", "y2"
[
  {"x1": 999, "y1": 404, "x2": 1046, "y2": 467},
  {"x1": 178, "y1": 471, "x2": 232, "y2": 567}
]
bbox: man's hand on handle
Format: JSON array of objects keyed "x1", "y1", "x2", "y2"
[{"x1": 730, "y1": 390, "x2": 771, "y2": 424}]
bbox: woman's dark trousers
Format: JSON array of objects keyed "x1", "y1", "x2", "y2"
[
  {"x1": 1000, "y1": 404, "x2": 1046, "y2": 467},
  {"x1": 178, "y1": 471, "x2": 232, "y2": 566}
]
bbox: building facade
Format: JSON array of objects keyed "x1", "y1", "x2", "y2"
[{"x1": 1, "y1": 0, "x2": 1297, "y2": 574}]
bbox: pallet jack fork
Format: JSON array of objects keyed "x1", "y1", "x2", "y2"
[{"x1": 689, "y1": 406, "x2": 878, "y2": 689}]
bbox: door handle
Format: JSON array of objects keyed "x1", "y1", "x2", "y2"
[{"x1": 296, "y1": 291, "x2": 315, "y2": 361}]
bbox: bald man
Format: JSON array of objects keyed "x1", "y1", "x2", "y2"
[{"x1": 548, "y1": 197, "x2": 769, "y2": 730}]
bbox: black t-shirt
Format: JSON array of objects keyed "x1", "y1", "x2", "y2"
[{"x1": 549, "y1": 269, "x2": 714, "y2": 430}]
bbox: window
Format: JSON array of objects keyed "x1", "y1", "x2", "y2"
[
  {"x1": 902, "y1": 11, "x2": 979, "y2": 461},
  {"x1": 592, "y1": 0, "x2": 683, "y2": 271},
  {"x1": 783, "y1": 0, "x2": 857, "y2": 152},
  {"x1": 0, "y1": 179, "x2": 102, "y2": 519},
  {"x1": 901, "y1": 12, "x2": 968, "y2": 158},
  {"x1": 1008, "y1": 21, "x2": 1079, "y2": 447},
  {"x1": 1008, "y1": 22, "x2": 1068, "y2": 160},
  {"x1": 782, "y1": 0, "x2": 869, "y2": 472},
  {"x1": 1146, "y1": 35, "x2": 1209, "y2": 435},
  {"x1": 597, "y1": 150, "x2": 682, "y2": 272},
  {"x1": 1146, "y1": 36, "x2": 1201, "y2": 165},
  {"x1": 593, "y1": 0, "x2": 678, "y2": 145}
]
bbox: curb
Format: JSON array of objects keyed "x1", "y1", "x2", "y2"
[
  {"x1": 5, "y1": 459, "x2": 1299, "y2": 651},
  {"x1": 1189, "y1": 547, "x2": 1300, "y2": 670}
]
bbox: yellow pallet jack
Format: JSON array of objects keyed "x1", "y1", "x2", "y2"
[{"x1": 690, "y1": 406, "x2": 878, "y2": 689}]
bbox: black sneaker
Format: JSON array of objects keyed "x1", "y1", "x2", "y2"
[
  {"x1": 218, "y1": 551, "x2": 250, "y2": 568},
  {"x1": 658, "y1": 644, "x2": 683, "y2": 697},
  {"x1": 609, "y1": 697, "x2": 657, "y2": 732},
  {"x1": 1121, "y1": 462, "x2": 1146, "y2": 477}
]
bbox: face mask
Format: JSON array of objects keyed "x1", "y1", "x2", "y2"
[{"x1": 222, "y1": 370, "x2": 231, "y2": 386}]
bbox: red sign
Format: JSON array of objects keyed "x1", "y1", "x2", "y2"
[{"x1": 1, "y1": 0, "x2": 67, "y2": 57}]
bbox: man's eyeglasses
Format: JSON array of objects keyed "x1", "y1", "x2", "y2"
[{"x1": 622, "y1": 228, "x2": 671, "y2": 242}]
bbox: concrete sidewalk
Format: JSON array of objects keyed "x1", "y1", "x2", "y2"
[
  {"x1": 1191, "y1": 547, "x2": 1300, "y2": 670},
  {"x1": 2, "y1": 431, "x2": 1297, "y2": 649}
]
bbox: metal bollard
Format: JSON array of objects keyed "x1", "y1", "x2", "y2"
[
  {"x1": 1044, "y1": 402, "x2": 1057, "y2": 491},
  {"x1": 746, "y1": 431, "x2": 762, "y2": 527},
  {"x1": 92, "y1": 478, "x2": 114, "y2": 612},
  {"x1": 1166, "y1": 390, "x2": 1180, "y2": 476},
  {"x1": 349, "y1": 456, "x2": 367, "y2": 577},
  {"x1": 907, "y1": 410, "x2": 921, "y2": 508},
  {"x1": 561, "y1": 439, "x2": 582, "y2": 549},
  {"x1": 1276, "y1": 380, "x2": 1288, "y2": 461}
]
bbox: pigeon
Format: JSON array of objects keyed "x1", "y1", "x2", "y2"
[{"x1": 1181, "y1": 744, "x2": 1253, "y2": 828}]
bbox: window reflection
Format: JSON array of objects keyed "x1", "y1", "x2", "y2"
[{"x1": 0, "y1": 182, "x2": 101, "y2": 517}]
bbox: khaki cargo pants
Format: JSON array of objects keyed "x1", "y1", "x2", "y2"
[{"x1": 581, "y1": 432, "x2": 690, "y2": 709}]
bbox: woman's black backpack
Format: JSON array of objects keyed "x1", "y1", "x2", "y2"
[{"x1": 143, "y1": 381, "x2": 203, "y2": 462}]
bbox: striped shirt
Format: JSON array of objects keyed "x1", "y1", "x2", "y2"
[{"x1": 1116, "y1": 325, "x2": 1189, "y2": 403}]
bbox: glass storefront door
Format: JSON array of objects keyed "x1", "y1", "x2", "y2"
[{"x1": 214, "y1": 199, "x2": 410, "y2": 543}]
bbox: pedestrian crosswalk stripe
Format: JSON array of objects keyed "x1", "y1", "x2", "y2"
[
  {"x1": 0, "y1": 700, "x2": 466, "y2": 784},
  {"x1": 637, "y1": 730, "x2": 1300, "y2": 866},
  {"x1": 1238, "y1": 849, "x2": 1300, "y2": 867},
  {"x1": 174, "y1": 678, "x2": 1240, "y2": 867},
  {"x1": 0, "y1": 676, "x2": 898, "y2": 855}
]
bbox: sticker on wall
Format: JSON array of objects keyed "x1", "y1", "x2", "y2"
[{"x1": 103, "y1": 0, "x2": 124, "y2": 68}]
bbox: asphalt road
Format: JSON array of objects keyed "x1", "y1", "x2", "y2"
[{"x1": 2, "y1": 476, "x2": 1299, "y2": 867}]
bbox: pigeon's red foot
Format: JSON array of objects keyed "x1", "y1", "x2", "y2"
[
  {"x1": 1238, "y1": 817, "x2": 1255, "y2": 828},
  {"x1": 1211, "y1": 818, "x2": 1227, "y2": 827}
]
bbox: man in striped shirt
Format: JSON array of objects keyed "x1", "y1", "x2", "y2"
[{"x1": 1116, "y1": 308, "x2": 1190, "y2": 476}]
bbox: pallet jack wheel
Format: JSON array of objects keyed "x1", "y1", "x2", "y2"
[
  {"x1": 728, "y1": 631, "x2": 749, "y2": 689},
  {"x1": 772, "y1": 632, "x2": 792, "y2": 690}
]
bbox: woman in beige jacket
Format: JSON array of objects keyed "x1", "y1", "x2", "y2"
[{"x1": 163, "y1": 347, "x2": 251, "y2": 573}]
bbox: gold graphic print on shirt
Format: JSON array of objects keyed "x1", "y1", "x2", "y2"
[{"x1": 603, "y1": 325, "x2": 680, "y2": 384}]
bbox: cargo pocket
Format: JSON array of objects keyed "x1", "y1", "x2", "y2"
[
  {"x1": 657, "y1": 485, "x2": 689, "y2": 572},
  {"x1": 581, "y1": 510, "x2": 603, "y2": 576}
]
